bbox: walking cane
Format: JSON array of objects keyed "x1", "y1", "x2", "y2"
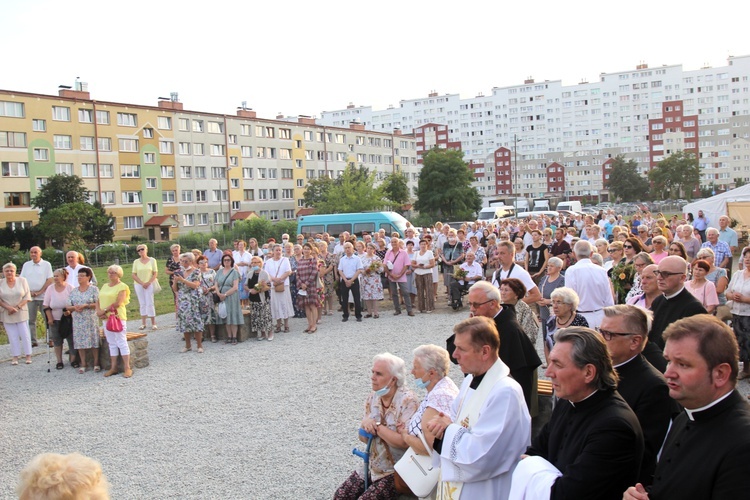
[
  {"x1": 352, "y1": 428, "x2": 374, "y2": 490},
  {"x1": 45, "y1": 321, "x2": 51, "y2": 373}
]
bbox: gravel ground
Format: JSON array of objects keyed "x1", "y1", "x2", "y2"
[{"x1": 1, "y1": 298, "x2": 748, "y2": 499}]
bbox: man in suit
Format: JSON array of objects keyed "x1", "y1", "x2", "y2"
[
  {"x1": 624, "y1": 315, "x2": 750, "y2": 500},
  {"x1": 599, "y1": 305, "x2": 675, "y2": 485},
  {"x1": 524, "y1": 327, "x2": 644, "y2": 500},
  {"x1": 645, "y1": 256, "x2": 706, "y2": 371}
]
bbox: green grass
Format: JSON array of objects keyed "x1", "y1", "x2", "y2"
[{"x1": 1, "y1": 260, "x2": 175, "y2": 345}]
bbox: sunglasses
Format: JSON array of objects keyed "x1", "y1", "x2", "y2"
[{"x1": 623, "y1": 245, "x2": 633, "y2": 249}]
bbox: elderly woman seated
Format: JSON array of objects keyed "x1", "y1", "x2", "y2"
[
  {"x1": 399, "y1": 345, "x2": 459, "y2": 455},
  {"x1": 334, "y1": 353, "x2": 419, "y2": 500},
  {"x1": 500, "y1": 278, "x2": 540, "y2": 346},
  {"x1": 544, "y1": 287, "x2": 588, "y2": 354},
  {"x1": 17, "y1": 452, "x2": 110, "y2": 500}
]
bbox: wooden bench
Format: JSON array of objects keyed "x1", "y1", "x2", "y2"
[
  {"x1": 532, "y1": 378, "x2": 554, "y2": 438},
  {"x1": 203, "y1": 310, "x2": 256, "y2": 342},
  {"x1": 537, "y1": 379, "x2": 554, "y2": 397}
]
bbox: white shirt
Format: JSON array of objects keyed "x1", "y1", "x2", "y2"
[
  {"x1": 563, "y1": 258, "x2": 614, "y2": 312},
  {"x1": 20, "y1": 259, "x2": 53, "y2": 299},
  {"x1": 492, "y1": 264, "x2": 537, "y2": 296},
  {"x1": 459, "y1": 262, "x2": 484, "y2": 284}
]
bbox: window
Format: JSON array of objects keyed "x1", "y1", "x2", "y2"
[
  {"x1": 243, "y1": 167, "x2": 253, "y2": 179},
  {"x1": 158, "y1": 116, "x2": 172, "y2": 130},
  {"x1": 211, "y1": 167, "x2": 226, "y2": 178},
  {"x1": 207, "y1": 121, "x2": 224, "y2": 134},
  {"x1": 143, "y1": 128, "x2": 154, "y2": 138},
  {"x1": 32, "y1": 119, "x2": 46, "y2": 131},
  {"x1": 81, "y1": 163, "x2": 97, "y2": 177},
  {"x1": 146, "y1": 177, "x2": 157, "y2": 189},
  {"x1": 96, "y1": 110, "x2": 110, "y2": 124},
  {"x1": 179, "y1": 142, "x2": 191, "y2": 155},
  {"x1": 196, "y1": 190, "x2": 207, "y2": 202},
  {"x1": 181, "y1": 190, "x2": 193, "y2": 202},
  {"x1": 162, "y1": 191, "x2": 176, "y2": 203},
  {"x1": 161, "y1": 165, "x2": 175, "y2": 178},
  {"x1": 35, "y1": 177, "x2": 47, "y2": 189},
  {"x1": 198, "y1": 213, "x2": 208, "y2": 225},
  {"x1": 33, "y1": 148, "x2": 49, "y2": 161},
  {"x1": 78, "y1": 109, "x2": 93, "y2": 123},
  {"x1": 241, "y1": 146, "x2": 252, "y2": 157},
  {"x1": 265, "y1": 127, "x2": 275, "y2": 138},
  {"x1": 5, "y1": 192, "x2": 31, "y2": 207},
  {"x1": 97, "y1": 137, "x2": 112, "y2": 151},
  {"x1": 193, "y1": 143, "x2": 204, "y2": 155},
  {"x1": 144, "y1": 152, "x2": 155, "y2": 164},
  {"x1": 229, "y1": 156, "x2": 238, "y2": 166},
  {"x1": 258, "y1": 189, "x2": 268, "y2": 200},
  {"x1": 279, "y1": 149, "x2": 292, "y2": 159},
  {"x1": 244, "y1": 189, "x2": 254, "y2": 200},
  {"x1": 80, "y1": 136, "x2": 95, "y2": 150},
  {"x1": 279, "y1": 128, "x2": 291, "y2": 139},
  {"x1": 120, "y1": 164, "x2": 140, "y2": 177},
  {"x1": 212, "y1": 189, "x2": 228, "y2": 201},
  {"x1": 230, "y1": 178, "x2": 239, "y2": 188},
  {"x1": 283, "y1": 209, "x2": 295, "y2": 220},
  {"x1": 117, "y1": 112, "x2": 137, "y2": 127},
  {"x1": 52, "y1": 106, "x2": 70, "y2": 121},
  {"x1": 269, "y1": 168, "x2": 277, "y2": 179},
  {"x1": 180, "y1": 166, "x2": 192, "y2": 178},
  {"x1": 101, "y1": 191, "x2": 115, "y2": 204},
  {"x1": 147, "y1": 203, "x2": 158, "y2": 214},
  {"x1": 119, "y1": 138, "x2": 139, "y2": 152},
  {"x1": 0, "y1": 131, "x2": 26, "y2": 147},
  {"x1": 55, "y1": 163, "x2": 73, "y2": 175},
  {"x1": 281, "y1": 168, "x2": 293, "y2": 179},
  {"x1": 159, "y1": 141, "x2": 174, "y2": 154},
  {"x1": 123, "y1": 216, "x2": 143, "y2": 229},
  {"x1": 270, "y1": 210, "x2": 279, "y2": 221},
  {"x1": 122, "y1": 191, "x2": 142, "y2": 204},
  {"x1": 54, "y1": 135, "x2": 72, "y2": 149},
  {"x1": 192, "y1": 120, "x2": 204, "y2": 132},
  {"x1": 258, "y1": 168, "x2": 267, "y2": 179},
  {"x1": 228, "y1": 134, "x2": 237, "y2": 144},
  {"x1": 195, "y1": 166, "x2": 206, "y2": 178},
  {"x1": 296, "y1": 179, "x2": 304, "y2": 187},
  {"x1": 241, "y1": 124, "x2": 251, "y2": 136},
  {"x1": 282, "y1": 188, "x2": 294, "y2": 199},
  {"x1": 214, "y1": 213, "x2": 229, "y2": 224},
  {"x1": 99, "y1": 164, "x2": 113, "y2": 177},
  {"x1": 269, "y1": 189, "x2": 278, "y2": 200},
  {"x1": 183, "y1": 214, "x2": 194, "y2": 226},
  {"x1": 211, "y1": 144, "x2": 225, "y2": 156},
  {"x1": 2, "y1": 162, "x2": 29, "y2": 177}
]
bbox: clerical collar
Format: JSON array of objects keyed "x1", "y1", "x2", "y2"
[
  {"x1": 614, "y1": 353, "x2": 639, "y2": 368},
  {"x1": 469, "y1": 372, "x2": 486, "y2": 390},
  {"x1": 684, "y1": 390, "x2": 734, "y2": 422},
  {"x1": 663, "y1": 287, "x2": 685, "y2": 300},
  {"x1": 569, "y1": 389, "x2": 598, "y2": 407}
]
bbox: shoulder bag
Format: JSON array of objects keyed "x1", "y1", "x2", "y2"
[
  {"x1": 273, "y1": 259, "x2": 286, "y2": 292},
  {"x1": 393, "y1": 431, "x2": 440, "y2": 497},
  {"x1": 150, "y1": 258, "x2": 162, "y2": 293},
  {"x1": 58, "y1": 311, "x2": 73, "y2": 338}
]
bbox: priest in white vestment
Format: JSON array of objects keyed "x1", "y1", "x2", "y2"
[{"x1": 426, "y1": 316, "x2": 531, "y2": 499}]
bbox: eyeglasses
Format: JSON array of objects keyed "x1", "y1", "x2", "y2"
[
  {"x1": 623, "y1": 245, "x2": 633, "y2": 249},
  {"x1": 596, "y1": 327, "x2": 636, "y2": 341},
  {"x1": 468, "y1": 299, "x2": 493, "y2": 309},
  {"x1": 653, "y1": 270, "x2": 685, "y2": 278},
  {"x1": 137, "y1": 248, "x2": 145, "y2": 252},
  {"x1": 607, "y1": 248, "x2": 619, "y2": 252}
]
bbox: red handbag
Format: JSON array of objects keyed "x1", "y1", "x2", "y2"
[{"x1": 106, "y1": 307, "x2": 124, "y2": 332}]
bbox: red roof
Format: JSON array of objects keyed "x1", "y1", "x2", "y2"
[
  {"x1": 296, "y1": 207, "x2": 315, "y2": 216},
  {"x1": 230, "y1": 211, "x2": 258, "y2": 221},
  {"x1": 144, "y1": 215, "x2": 178, "y2": 226}
]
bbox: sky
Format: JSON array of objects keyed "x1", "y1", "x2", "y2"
[{"x1": 1, "y1": 0, "x2": 746, "y2": 120}]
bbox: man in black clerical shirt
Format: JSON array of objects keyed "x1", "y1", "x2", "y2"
[
  {"x1": 624, "y1": 315, "x2": 750, "y2": 500},
  {"x1": 645, "y1": 256, "x2": 706, "y2": 371},
  {"x1": 524, "y1": 327, "x2": 643, "y2": 500},
  {"x1": 599, "y1": 305, "x2": 675, "y2": 485}
]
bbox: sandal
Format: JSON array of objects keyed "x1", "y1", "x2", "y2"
[
  {"x1": 225, "y1": 338, "x2": 232, "y2": 344},
  {"x1": 304, "y1": 328, "x2": 310, "y2": 333},
  {"x1": 152, "y1": 325, "x2": 158, "y2": 330},
  {"x1": 138, "y1": 325, "x2": 146, "y2": 331},
  {"x1": 56, "y1": 362, "x2": 64, "y2": 370},
  {"x1": 283, "y1": 326, "x2": 290, "y2": 333},
  {"x1": 71, "y1": 361, "x2": 80, "y2": 369},
  {"x1": 94, "y1": 366, "x2": 101, "y2": 373},
  {"x1": 232, "y1": 338, "x2": 238, "y2": 345},
  {"x1": 309, "y1": 328, "x2": 317, "y2": 334},
  {"x1": 79, "y1": 367, "x2": 86, "y2": 374},
  {"x1": 373, "y1": 313, "x2": 379, "y2": 319},
  {"x1": 211, "y1": 336, "x2": 218, "y2": 343},
  {"x1": 274, "y1": 325, "x2": 281, "y2": 333},
  {"x1": 267, "y1": 333, "x2": 274, "y2": 341},
  {"x1": 181, "y1": 347, "x2": 192, "y2": 353}
]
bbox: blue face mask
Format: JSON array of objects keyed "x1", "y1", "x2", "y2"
[
  {"x1": 374, "y1": 380, "x2": 392, "y2": 397},
  {"x1": 262, "y1": 248, "x2": 269, "y2": 255},
  {"x1": 414, "y1": 376, "x2": 429, "y2": 390},
  {"x1": 251, "y1": 266, "x2": 260, "y2": 272}
]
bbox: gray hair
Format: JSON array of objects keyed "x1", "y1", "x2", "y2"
[
  {"x1": 372, "y1": 353, "x2": 407, "y2": 387},
  {"x1": 602, "y1": 304, "x2": 653, "y2": 342},
  {"x1": 633, "y1": 252, "x2": 654, "y2": 266},
  {"x1": 590, "y1": 253, "x2": 603, "y2": 266},
  {"x1": 594, "y1": 238, "x2": 609, "y2": 248},
  {"x1": 574, "y1": 240, "x2": 593, "y2": 259},
  {"x1": 554, "y1": 327, "x2": 619, "y2": 392},
  {"x1": 706, "y1": 228, "x2": 719, "y2": 236},
  {"x1": 696, "y1": 247, "x2": 715, "y2": 261},
  {"x1": 551, "y1": 287, "x2": 580, "y2": 311},
  {"x1": 413, "y1": 345, "x2": 451, "y2": 378},
  {"x1": 170, "y1": 244, "x2": 181, "y2": 251},
  {"x1": 179, "y1": 252, "x2": 195, "y2": 263},
  {"x1": 470, "y1": 280, "x2": 501, "y2": 303},
  {"x1": 548, "y1": 257, "x2": 564, "y2": 268},
  {"x1": 3, "y1": 262, "x2": 17, "y2": 272}
]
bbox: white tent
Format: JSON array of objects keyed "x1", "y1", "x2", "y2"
[{"x1": 682, "y1": 184, "x2": 750, "y2": 229}]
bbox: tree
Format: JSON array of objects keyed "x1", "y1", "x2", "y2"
[
  {"x1": 36, "y1": 202, "x2": 114, "y2": 249},
  {"x1": 414, "y1": 148, "x2": 481, "y2": 220},
  {"x1": 605, "y1": 155, "x2": 650, "y2": 201},
  {"x1": 380, "y1": 172, "x2": 410, "y2": 213},
  {"x1": 735, "y1": 177, "x2": 747, "y2": 188},
  {"x1": 31, "y1": 174, "x2": 88, "y2": 216},
  {"x1": 302, "y1": 176, "x2": 334, "y2": 208},
  {"x1": 315, "y1": 165, "x2": 384, "y2": 214},
  {"x1": 648, "y1": 150, "x2": 701, "y2": 200}
]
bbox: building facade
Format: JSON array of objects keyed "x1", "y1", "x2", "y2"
[
  {"x1": 320, "y1": 55, "x2": 750, "y2": 201},
  {"x1": 0, "y1": 87, "x2": 417, "y2": 241}
]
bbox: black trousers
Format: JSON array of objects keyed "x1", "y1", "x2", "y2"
[{"x1": 339, "y1": 279, "x2": 362, "y2": 319}]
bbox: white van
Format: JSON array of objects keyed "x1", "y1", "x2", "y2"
[
  {"x1": 477, "y1": 205, "x2": 516, "y2": 221},
  {"x1": 556, "y1": 201, "x2": 582, "y2": 213}
]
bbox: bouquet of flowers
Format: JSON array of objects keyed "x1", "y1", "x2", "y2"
[
  {"x1": 610, "y1": 260, "x2": 635, "y2": 304},
  {"x1": 365, "y1": 260, "x2": 381, "y2": 275},
  {"x1": 452, "y1": 266, "x2": 468, "y2": 281}
]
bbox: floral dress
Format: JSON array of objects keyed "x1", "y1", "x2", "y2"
[
  {"x1": 176, "y1": 268, "x2": 204, "y2": 333},
  {"x1": 166, "y1": 256, "x2": 181, "y2": 296},
  {"x1": 360, "y1": 255, "x2": 384, "y2": 300},
  {"x1": 68, "y1": 286, "x2": 100, "y2": 349},
  {"x1": 199, "y1": 269, "x2": 217, "y2": 325},
  {"x1": 295, "y1": 257, "x2": 320, "y2": 309},
  {"x1": 289, "y1": 256, "x2": 305, "y2": 318},
  {"x1": 322, "y1": 252, "x2": 337, "y2": 298}
]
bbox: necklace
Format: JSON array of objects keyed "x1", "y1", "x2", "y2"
[
  {"x1": 381, "y1": 396, "x2": 392, "y2": 409},
  {"x1": 557, "y1": 311, "x2": 574, "y2": 325}
]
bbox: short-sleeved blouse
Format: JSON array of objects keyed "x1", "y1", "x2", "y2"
[
  {"x1": 99, "y1": 281, "x2": 131, "y2": 321},
  {"x1": 43, "y1": 283, "x2": 73, "y2": 321},
  {"x1": 407, "y1": 377, "x2": 459, "y2": 437},
  {"x1": 0, "y1": 277, "x2": 30, "y2": 324},
  {"x1": 132, "y1": 257, "x2": 158, "y2": 283}
]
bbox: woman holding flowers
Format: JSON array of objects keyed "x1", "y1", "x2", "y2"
[{"x1": 360, "y1": 242, "x2": 384, "y2": 318}]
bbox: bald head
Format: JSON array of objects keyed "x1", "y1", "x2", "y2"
[{"x1": 657, "y1": 256, "x2": 688, "y2": 295}]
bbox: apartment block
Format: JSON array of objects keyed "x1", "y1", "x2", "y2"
[
  {"x1": 319, "y1": 55, "x2": 750, "y2": 201},
  {"x1": 0, "y1": 87, "x2": 417, "y2": 241}
]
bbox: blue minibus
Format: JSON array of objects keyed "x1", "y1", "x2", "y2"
[{"x1": 297, "y1": 212, "x2": 410, "y2": 238}]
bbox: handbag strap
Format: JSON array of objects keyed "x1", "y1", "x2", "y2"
[{"x1": 416, "y1": 431, "x2": 433, "y2": 459}]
